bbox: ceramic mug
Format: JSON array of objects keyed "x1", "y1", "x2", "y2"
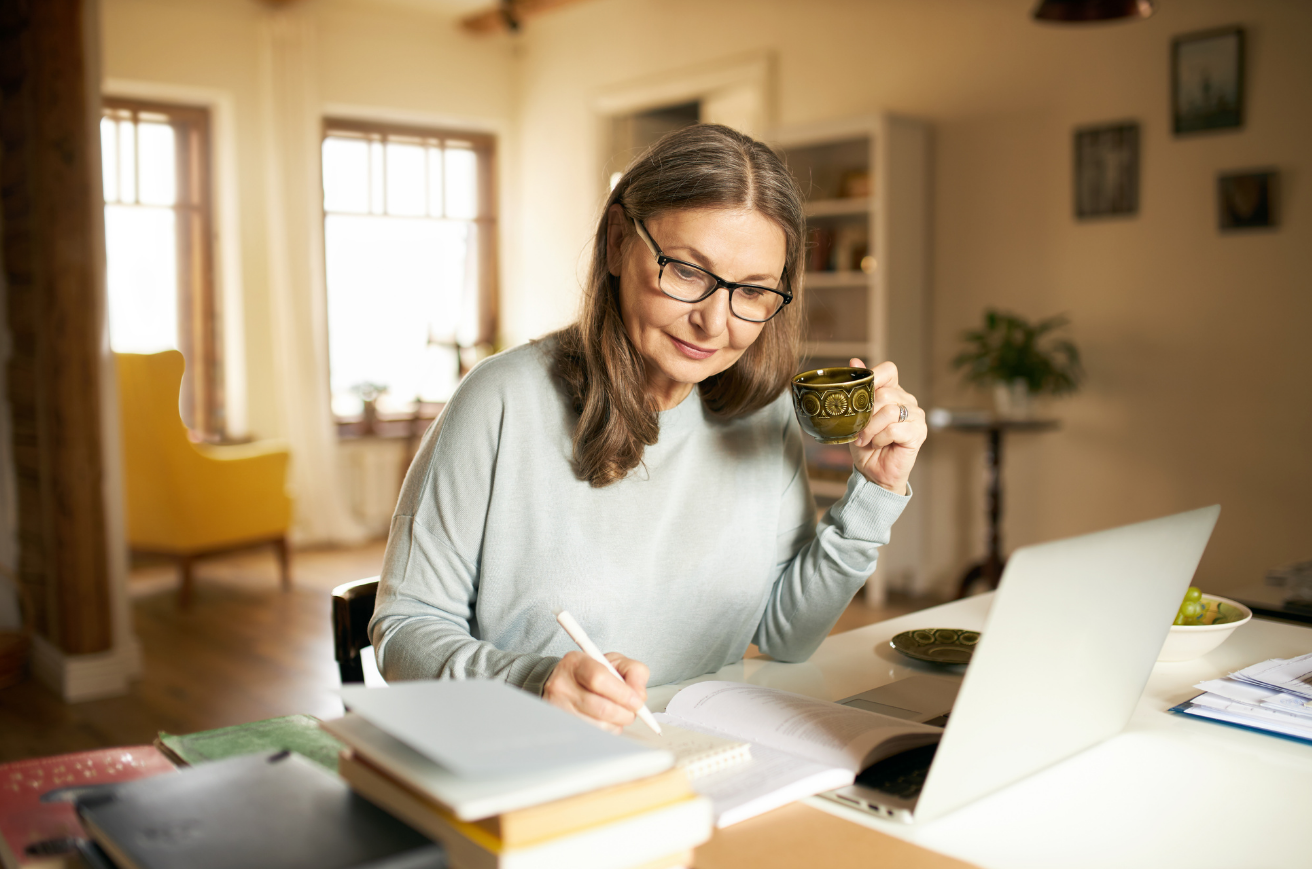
[{"x1": 791, "y1": 367, "x2": 875, "y2": 444}]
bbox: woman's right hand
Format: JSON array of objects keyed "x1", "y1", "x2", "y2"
[{"x1": 543, "y1": 651, "x2": 650, "y2": 735}]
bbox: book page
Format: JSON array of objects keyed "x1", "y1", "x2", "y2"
[
  {"x1": 666, "y1": 681, "x2": 941, "y2": 773},
  {"x1": 669, "y1": 730, "x2": 853, "y2": 828}
]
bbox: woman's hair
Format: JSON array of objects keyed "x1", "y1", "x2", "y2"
[{"x1": 552, "y1": 123, "x2": 806, "y2": 488}]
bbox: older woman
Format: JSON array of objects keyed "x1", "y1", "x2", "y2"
[{"x1": 370, "y1": 124, "x2": 927, "y2": 733}]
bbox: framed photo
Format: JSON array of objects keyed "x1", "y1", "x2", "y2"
[
  {"x1": 1218, "y1": 170, "x2": 1278, "y2": 231},
  {"x1": 1173, "y1": 27, "x2": 1244, "y2": 135},
  {"x1": 1073, "y1": 122, "x2": 1139, "y2": 220}
]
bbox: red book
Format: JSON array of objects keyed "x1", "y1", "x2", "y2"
[{"x1": 0, "y1": 746, "x2": 175, "y2": 869}]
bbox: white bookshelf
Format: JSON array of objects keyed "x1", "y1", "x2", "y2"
[
  {"x1": 771, "y1": 114, "x2": 932, "y2": 601},
  {"x1": 804, "y1": 197, "x2": 873, "y2": 219}
]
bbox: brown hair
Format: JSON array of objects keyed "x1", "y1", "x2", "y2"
[{"x1": 552, "y1": 123, "x2": 806, "y2": 487}]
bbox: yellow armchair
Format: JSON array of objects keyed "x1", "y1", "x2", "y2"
[{"x1": 116, "y1": 351, "x2": 293, "y2": 606}]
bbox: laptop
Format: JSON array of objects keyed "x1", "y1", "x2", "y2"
[{"x1": 821, "y1": 505, "x2": 1221, "y2": 823}]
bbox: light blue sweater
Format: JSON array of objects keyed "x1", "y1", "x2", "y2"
[{"x1": 369, "y1": 338, "x2": 909, "y2": 695}]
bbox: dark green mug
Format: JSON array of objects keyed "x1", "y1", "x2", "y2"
[{"x1": 791, "y1": 367, "x2": 875, "y2": 444}]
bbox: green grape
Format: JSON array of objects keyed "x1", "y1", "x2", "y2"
[{"x1": 1173, "y1": 586, "x2": 1209, "y2": 626}]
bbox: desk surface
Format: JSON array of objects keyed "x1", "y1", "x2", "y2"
[{"x1": 651, "y1": 594, "x2": 1312, "y2": 869}]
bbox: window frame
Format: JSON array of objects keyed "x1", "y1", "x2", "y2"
[
  {"x1": 320, "y1": 117, "x2": 499, "y2": 431},
  {"x1": 101, "y1": 96, "x2": 223, "y2": 437}
]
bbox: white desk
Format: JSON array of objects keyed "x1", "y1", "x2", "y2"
[{"x1": 649, "y1": 594, "x2": 1312, "y2": 869}]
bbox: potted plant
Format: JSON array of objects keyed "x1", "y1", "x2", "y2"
[
  {"x1": 951, "y1": 309, "x2": 1083, "y2": 418},
  {"x1": 351, "y1": 381, "x2": 389, "y2": 435}
]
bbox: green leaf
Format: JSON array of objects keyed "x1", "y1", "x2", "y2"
[{"x1": 953, "y1": 308, "x2": 1083, "y2": 396}]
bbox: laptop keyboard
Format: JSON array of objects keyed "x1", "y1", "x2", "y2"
[{"x1": 854, "y1": 744, "x2": 939, "y2": 800}]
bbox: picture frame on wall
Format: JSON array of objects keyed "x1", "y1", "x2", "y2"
[
  {"x1": 1073, "y1": 122, "x2": 1139, "y2": 220},
  {"x1": 1218, "y1": 170, "x2": 1278, "y2": 231},
  {"x1": 1173, "y1": 26, "x2": 1245, "y2": 135}
]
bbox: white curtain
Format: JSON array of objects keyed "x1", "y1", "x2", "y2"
[{"x1": 257, "y1": 7, "x2": 365, "y2": 546}]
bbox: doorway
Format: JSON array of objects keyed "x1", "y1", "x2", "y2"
[{"x1": 605, "y1": 100, "x2": 701, "y2": 190}]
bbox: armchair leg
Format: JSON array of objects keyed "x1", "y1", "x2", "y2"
[
  {"x1": 275, "y1": 537, "x2": 292, "y2": 592},
  {"x1": 178, "y1": 555, "x2": 195, "y2": 609}
]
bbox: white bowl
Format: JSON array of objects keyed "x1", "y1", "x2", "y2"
[{"x1": 1156, "y1": 595, "x2": 1252, "y2": 662}]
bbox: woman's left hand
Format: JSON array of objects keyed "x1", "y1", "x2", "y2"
[{"x1": 847, "y1": 358, "x2": 927, "y2": 496}]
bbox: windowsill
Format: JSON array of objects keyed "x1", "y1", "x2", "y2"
[{"x1": 335, "y1": 405, "x2": 444, "y2": 440}]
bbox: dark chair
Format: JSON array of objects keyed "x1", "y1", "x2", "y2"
[{"x1": 332, "y1": 576, "x2": 379, "y2": 684}]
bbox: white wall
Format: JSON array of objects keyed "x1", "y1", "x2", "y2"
[
  {"x1": 98, "y1": 0, "x2": 1312, "y2": 594},
  {"x1": 507, "y1": 0, "x2": 1312, "y2": 596}
]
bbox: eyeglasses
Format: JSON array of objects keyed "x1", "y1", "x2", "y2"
[{"x1": 632, "y1": 218, "x2": 792, "y2": 323}]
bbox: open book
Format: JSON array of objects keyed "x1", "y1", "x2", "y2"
[{"x1": 656, "y1": 681, "x2": 942, "y2": 827}]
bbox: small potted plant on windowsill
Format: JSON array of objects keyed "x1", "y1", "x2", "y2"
[
  {"x1": 351, "y1": 382, "x2": 389, "y2": 436},
  {"x1": 951, "y1": 309, "x2": 1083, "y2": 418}
]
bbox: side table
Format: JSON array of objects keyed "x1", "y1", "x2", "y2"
[{"x1": 935, "y1": 417, "x2": 1059, "y2": 599}]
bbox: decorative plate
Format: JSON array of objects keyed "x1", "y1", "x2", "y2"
[{"x1": 891, "y1": 628, "x2": 981, "y2": 665}]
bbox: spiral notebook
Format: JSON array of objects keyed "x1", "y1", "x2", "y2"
[{"x1": 624, "y1": 720, "x2": 752, "y2": 779}]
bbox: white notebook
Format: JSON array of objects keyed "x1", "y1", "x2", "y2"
[
  {"x1": 341, "y1": 680, "x2": 665, "y2": 778},
  {"x1": 624, "y1": 721, "x2": 751, "y2": 778}
]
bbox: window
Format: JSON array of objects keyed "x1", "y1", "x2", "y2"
[
  {"x1": 101, "y1": 98, "x2": 221, "y2": 435},
  {"x1": 321, "y1": 120, "x2": 497, "y2": 420}
]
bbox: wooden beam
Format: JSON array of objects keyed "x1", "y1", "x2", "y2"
[
  {"x1": 460, "y1": 0, "x2": 591, "y2": 34},
  {"x1": 0, "y1": 0, "x2": 113, "y2": 654}
]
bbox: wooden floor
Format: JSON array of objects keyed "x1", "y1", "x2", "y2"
[{"x1": 0, "y1": 543, "x2": 931, "y2": 763}]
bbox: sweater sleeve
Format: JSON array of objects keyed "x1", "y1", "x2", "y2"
[
  {"x1": 752, "y1": 411, "x2": 910, "y2": 662},
  {"x1": 367, "y1": 361, "x2": 561, "y2": 695}
]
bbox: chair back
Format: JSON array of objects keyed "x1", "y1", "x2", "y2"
[
  {"x1": 332, "y1": 576, "x2": 380, "y2": 684},
  {"x1": 115, "y1": 350, "x2": 292, "y2": 556},
  {"x1": 115, "y1": 350, "x2": 200, "y2": 543}
]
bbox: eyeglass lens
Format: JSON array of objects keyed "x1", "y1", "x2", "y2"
[{"x1": 660, "y1": 261, "x2": 784, "y2": 322}]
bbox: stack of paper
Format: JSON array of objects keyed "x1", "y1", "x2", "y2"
[
  {"x1": 326, "y1": 681, "x2": 712, "y2": 869},
  {"x1": 1172, "y1": 651, "x2": 1312, "y2": 744}
]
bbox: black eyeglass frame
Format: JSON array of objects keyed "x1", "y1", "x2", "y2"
[{"x1": 631, "y1": 217, "x2": 793, "y2": 323}]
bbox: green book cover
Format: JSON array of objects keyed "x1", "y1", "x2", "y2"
[{"x1": 157, "y1": 714, "x2": 346, "y2": 773}]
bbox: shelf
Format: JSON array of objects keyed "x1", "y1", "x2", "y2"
[
  {"x1": 778, "y1": 113, "x2": 929, "y2": 592},
  {"x1": 805, "y1": 270, "x2": 871, "y2": 288},
  {"x1": 802, "y1": 341, "x2": 873, "y2": 359},
  {"x1": 804, "y1": 197, "x2": 870, "y2": 218},
  {"x1": 807, "y1": 476, "x2": 850, "y2": 501}
]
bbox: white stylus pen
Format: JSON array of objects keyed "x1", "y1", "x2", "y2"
[{"x1": 554, "y1": 610, "x2": 662, "y2": 736}]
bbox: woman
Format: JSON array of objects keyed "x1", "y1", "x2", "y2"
[{"x1": 370, "y1": 124, "x2": 927, "y2": 734}]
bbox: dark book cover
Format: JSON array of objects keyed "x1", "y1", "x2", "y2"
[{"x1": 76, "y1": 751, "x2": 443, "y2": 869}]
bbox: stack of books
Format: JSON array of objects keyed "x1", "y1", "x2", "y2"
[{"x1": 326, "y1": 681, "x2": 713, "y2": 869}]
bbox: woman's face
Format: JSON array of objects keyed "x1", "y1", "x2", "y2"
[{"x1": 607, "y1": 205, "x2": 787, "y2": 410}]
